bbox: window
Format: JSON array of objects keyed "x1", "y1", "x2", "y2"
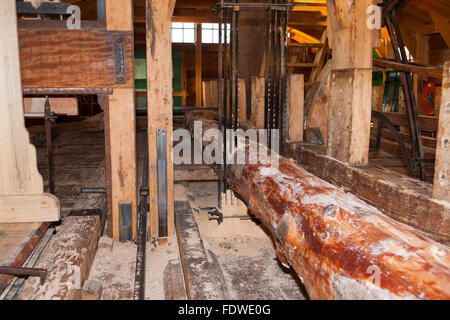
[
  {"x1": 202, "y1": 23, "x2": 230, "y2": 44},
  {"x1": 171, "y1": 23, "x2": 231, "y2": 44},
  {"x1": 172, "y1": 23, "x2": 195, "y2": 43}
]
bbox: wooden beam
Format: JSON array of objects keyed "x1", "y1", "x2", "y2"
[
  {"x1": 228, "y1": 145, "x2": 450, "y2": 299},
  {"x1": 0, "y1": 0, "x2": 60, "y2": 223},
  {"x1": 18, "y1": 29, "x2": 134, "y2": 89},
  {"x1": 195, "y1": 23, "x2": 202, "y2": 107},
  {"x1": 382, "y1": 112, "x2": 438, "y2": 132},
  {"x1": 185, "y1": 115, "x2": 450, "y2": 299},
  {"x1": 433, "y1": 62, "x2": 450, "y2": 202},
  {"x1": 250, "y1": 76, "x2": 265, "y2": 129},
  {"x1": 0, "y1": 194, "x2": 59, "y2": 223},
  {"x1": 105, "y1": 0, "x2": 137, "y2": 241},
  {"x1": 286, "y1": 74, "x2": 304, "y2": 142},
  {"x1": 326, "y1": 0, "x2": 373, "y2": 70},
  {"x1": 326, "y1": 0, "x2": 373, "y2": 165},
  {"x1": 146, "y1": 0, "x2": 176, "y2": 239},
  {"x1": 238, "y1": 79, "x2": 247, "y2": 123}
]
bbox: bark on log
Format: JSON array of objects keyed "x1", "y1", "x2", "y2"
[{"x1": 185, "y1": 113, "x2": 450, "y2": 300}]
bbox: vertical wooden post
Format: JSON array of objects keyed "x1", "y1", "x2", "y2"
[
  {"x1": 0, "y1": 0, "x2": 44, "y2": 196},
  {"x1": 433, "y1": 62, "x2": 450, "y2": 202},
  {"x1": 105, "y1": 0, "x2": 137, "y2": 241},
  {"x1": 146, "y1": 0, "x2": 176, "y2": 239},
  {"x1": 286, "y1": 74, "x2": 304, "y2": 143},
  {"x1": 195, "y1": 23, "x2": 203, "y2": 107},
  {"x1": 326, "y1": 0, "x2": 373, "y2": 165},
  {"x1": 251, "y1": 76, "x2": 265, "y2": 129}
]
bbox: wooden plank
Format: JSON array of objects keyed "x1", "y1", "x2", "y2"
[
  {"x1": 18, "y1": 29, "x2": 134, "y2": 89},
  {"x1": 238, "y1": 79, "x2": 247, "y2": 123},
  {"x1": 327, "y1": 68, "x2": 372, "y2": 165},
  {"x1": 433, "y1": 62, "x2": 450, "y2": 202},
  {"x1": 163, "y1": 259, "x2": 187, "y2": 300},
  {"x1": 0, "y1": 194, "x2": 59, "y2": 223},
  {"x1": 23, "y1": 98, "x2": 78, "y2": 117},
  {"x1": 195, "y1": 23, "x2": 202, "y2": 107},
  {"x1": 250, "y1": 76, "x2": 265, "y2": 129},
  {"x1": 106, "y1": 0, "x2": 137, "y2": 241},
  {"x1": 147, "y1": 0, "x2": 176, "y2": 238},
  {"x1": 286, "y1": 74, "x2": 304, "y2": 143},
  {"x1": 83, "y1": 112, "x2": 105, "y2": 132},
  {"x1": 382, "y1": 112, "x2": 438, "y2": 132}
]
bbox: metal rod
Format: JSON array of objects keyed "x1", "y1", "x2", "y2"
[{"x1": 0, "y1": 267, "x2": 47, "y2": 285}]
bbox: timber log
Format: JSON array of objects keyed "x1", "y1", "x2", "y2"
[
  {"x1": 184, "y1": 114, "x2": 450, "y2": 300},
  {"x1": 229, "y1": 152, "x2": 450, "y2": 299}
]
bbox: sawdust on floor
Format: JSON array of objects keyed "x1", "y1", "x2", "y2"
[{"x1": 187, "y1": 182, "x2": 308, "y2": 300}]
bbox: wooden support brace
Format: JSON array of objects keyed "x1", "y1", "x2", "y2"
[{"x1": 433, "y1": 62, "x2": 450, "y2": 202}]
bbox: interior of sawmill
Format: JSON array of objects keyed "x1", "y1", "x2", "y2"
[{"x1": 0, "y1": 0, "x2": 449, "y2": 301}]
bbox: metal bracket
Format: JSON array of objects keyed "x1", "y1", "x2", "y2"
[
  {"x1": 156, "y1": 129, "x2": 168, "y2": 238},
  {"x1": 113, "y1": 34, "x2": 127, "y2": 84}
]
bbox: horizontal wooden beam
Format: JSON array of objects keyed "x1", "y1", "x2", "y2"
[
  {"x1": 18, "y1": 29, "x2": 134, "y2": 89},
  {"x1": 0, "y1": 194, "x2": 60, "y2": 223},
  {"x1": 373, "y1": 58, "x2": 443, "y2": 80}
]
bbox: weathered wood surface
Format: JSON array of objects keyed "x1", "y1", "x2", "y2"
[
  {"x1": 228, "y1": 147, "x2": 450, "y2": 300},
  {"x1": 146, "y1": 0, "x2": 176, "y2": 238},
  {"x1": 433, "y1": 62, "x2": 450, "y2": 202},
  {"x1": 286, "y1": 143, "x2": 450, "y2": 245},
  {"x1": 18, "y1": 29, "x2": 133, "y2": 88},
  {"x1": 373, "y1": 58, "x2": 443, "y2": 80},
  {"x1": 163, "y1": 259, "x2": 188, "y2": 300},
  {"x1": 185, "y1": 115, "x2": 450, "y2": 299}
]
